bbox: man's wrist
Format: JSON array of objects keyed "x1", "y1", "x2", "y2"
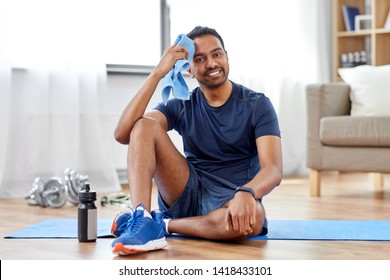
[{"x1": 235, "y1": 186, "x2": 256, "y2": 198}]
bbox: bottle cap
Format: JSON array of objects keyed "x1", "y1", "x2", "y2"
[{"x1": 78, "y1": 183, "x2": 96, "y2": 202}]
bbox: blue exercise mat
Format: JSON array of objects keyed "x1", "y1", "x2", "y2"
[
  {"x1": 4, "y1": 219, "x2": 113, "y2": 239},
  {"x1": 249, "y1": 220, "x2": 390, "y2": 241},
  {"x1": 4, "y1": 219, "x2": 390, "y2": 241}
]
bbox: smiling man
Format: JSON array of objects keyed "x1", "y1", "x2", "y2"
[{"x1": 111, "y1": 26, "x2": 282, "y2": 255}]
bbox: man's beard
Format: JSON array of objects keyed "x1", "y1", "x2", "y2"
[{"x1": 199, "y1": 67, "x2": 229, "y2": 89}]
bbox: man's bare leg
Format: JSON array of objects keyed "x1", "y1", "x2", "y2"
[
  {"x1": 168, "y1": 201, "x2": 266, "y2": 240},
  {"x1": 127, "y1": 117, "x2": 189, "y2": 211},
  {"x1": 112, "y1": 116, "x2": 190, "y2": 254}
]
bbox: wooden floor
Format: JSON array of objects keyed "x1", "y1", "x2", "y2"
[{"x1": 1, "y1": 172, "x2": 389, "y2": 260}]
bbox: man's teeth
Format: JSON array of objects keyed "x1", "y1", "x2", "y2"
[{"x1": 208, "y1": 70, "x2": 220, "y2": 76}]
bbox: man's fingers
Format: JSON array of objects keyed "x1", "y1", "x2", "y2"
[
  {"x1": 249, "y1": 214, "x2": 256, "y2": 228},
  {"x1": 226, "y1": 208, "x2": 256, "y2": 235},
  {"x1": 242, "y1": 216, "x2": 253, "y2": 235},
  {"x1": 226, "y1": 209, "x2": 239, "y2": 233},
  {"x1": 174, "y1": 45, "x2": 189, "y2": 59},
  {"x1": 225, "y1": 211, "x2": 232, "y2": 232}
]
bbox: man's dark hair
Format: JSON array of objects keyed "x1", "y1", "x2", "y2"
[{"x1": 186, "y1": 26, "x2": 225, "y2": 50}]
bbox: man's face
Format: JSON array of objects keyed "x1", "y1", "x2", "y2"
[{"x1": 189, "y1": 35, "x2": 229, "y2": 89}]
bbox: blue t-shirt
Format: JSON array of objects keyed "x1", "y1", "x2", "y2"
[{"x1": 154, "y1": 81, "x2": 280, "y2": 186}]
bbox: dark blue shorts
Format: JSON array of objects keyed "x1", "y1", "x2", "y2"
[{"x1": 157, "y1": 161, "x2": 268, "y2": 234}]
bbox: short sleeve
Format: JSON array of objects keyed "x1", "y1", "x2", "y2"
[
  {"x1": 254, "y1": 96, "x2": 281, "y2": 139},
  {"x1": 154, "y1": 99, "x2": 184, "y2": 132}
]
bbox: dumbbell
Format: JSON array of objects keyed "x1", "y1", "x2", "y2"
[
  {"x1": 64, "y1": 168, "x2": 89, "y2": 205},
  {"x1": 25, "y1": 177, "x2": 68, "y2": 208},
  {"x1": 25, "y1": 168, "x2": 89, "y2": 208}
]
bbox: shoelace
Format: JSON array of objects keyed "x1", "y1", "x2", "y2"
[
  {"x1": 120, "y1": 210, "x2": 144, "y2": 234},
  {"x1": 152, "y1": 210, "x2": 171, "y2": 222},
  {"x1": 116, "y1": 214, "x2": 132, "y2": 233}
]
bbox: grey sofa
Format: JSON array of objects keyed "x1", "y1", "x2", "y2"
[{"x1": 306, "y1": 83, "x2": 390, "y2": 196}]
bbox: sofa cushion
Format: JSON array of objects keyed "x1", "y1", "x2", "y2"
[
  {"x1": 338, "y1": 65, "x2": 390, "y2": 116},
  {"x1": 320, "y1": 116, "x2": 390, "y2": 147}
]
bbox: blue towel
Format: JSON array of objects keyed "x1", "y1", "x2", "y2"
[{"x1": 161, "y1": 34, "x2": 195, "y2": 105}]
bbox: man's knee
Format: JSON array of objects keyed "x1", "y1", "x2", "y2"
[
  {"x1": 250, "y1": 210, "x2": 266, "y2": 236},
  {"x1": 130, "y1": 117, "x2": 164, "y2": 141},
  {"x1": 133, "y1": 117, "x2": 161, "y2": 132}
]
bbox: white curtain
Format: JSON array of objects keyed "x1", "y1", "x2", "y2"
[
  {"x1": 0, "y1": 0, "x2": 120, "y2": 198},
  {"x1": 168, "y1": 0, "x2": 332, "y2": 176}
]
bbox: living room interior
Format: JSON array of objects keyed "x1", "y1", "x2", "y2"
[{"x1": 1, "y1": 0, "x2": 390, "y2": 266}]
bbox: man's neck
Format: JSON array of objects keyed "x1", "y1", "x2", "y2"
[{"x1": 200, "y1": 80, "x2": 233, "y2": 107}]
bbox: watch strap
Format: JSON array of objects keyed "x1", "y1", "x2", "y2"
[{"x1": 235, "y1": 186, "x2": 256, "y2": 198}]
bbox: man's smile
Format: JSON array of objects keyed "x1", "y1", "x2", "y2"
[{"x1": 207, "y1": 69, "x2": 222, "y2": 77}]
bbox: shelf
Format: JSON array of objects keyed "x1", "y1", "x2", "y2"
[
  {"x1": 337, "y1": 30, "x2": 372, "y2": 36},
  {"x1": 337, "y1": 28, "x2": 390, "y2": 37},
  {"x1": 375, "y1": 28, "x2": 390, "y2": 34},
  {"x1": 332, "y1": 0, "x2": 390, "y2": 81}
]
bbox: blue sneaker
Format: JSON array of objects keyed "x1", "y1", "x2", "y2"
[
  {"x1": 151, "y1": 209, "x2": 165, "y2": 222},
  {"x1": 111, "y1": 207, "x2": 168, "y2": 237},
  {"x1": 112, "y1": 204, "x2": 167, "y2": 255},
  {"x1": 111, "y1": 207, "x2": 134, "y2": 237},
  {"x1": 151, "y1": 209, "x2": 171, "y2": 235}
]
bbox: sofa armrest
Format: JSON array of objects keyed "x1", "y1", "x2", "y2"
[
  {"x1": 306, "y1": 83, "x2": 351, "y2": 169},
  {"x1": 306, "y1": 83, "x2": 351, "y2": 119}
]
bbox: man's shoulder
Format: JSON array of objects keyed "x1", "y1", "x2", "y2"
[{"x1": 231, "y1": 81, "x2": 265, "y2": 103}]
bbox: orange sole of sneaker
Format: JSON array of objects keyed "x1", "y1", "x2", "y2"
[
  {"x1": 111, "y1": 224, "x2": 118, "y2": 235},
  {"x1": 112, "y1": 242, "x2": 169, "y2": 255},
  {"x1": 112, "y1": 243, "x2": 148, "y2": 255},
  {"x1": 110, "y1": 212, "x2": 124, "y2": 236}
]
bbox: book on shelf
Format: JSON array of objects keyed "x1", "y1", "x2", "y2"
[{"x1": 342, "y1": 5, "x2": 360, "y2": 31}]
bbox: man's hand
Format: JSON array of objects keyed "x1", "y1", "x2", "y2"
[
  {"x1": 154, "y1": 44, "x2": 189, "y2": 78},
  {"x1": 225, "y1": 191, "x2": 257, "y2": 235}
]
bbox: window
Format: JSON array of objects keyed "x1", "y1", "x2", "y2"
[
  {"x1": 2, "y1": 0, "x2": 163, "y2": 67},
  {"x1": 103, "y1": 0, "x2": 162, "y2": 66}
]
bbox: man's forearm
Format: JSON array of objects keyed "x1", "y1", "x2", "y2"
[{"x1": 244, "y1": 165, "x2": 282, "y2": 199}]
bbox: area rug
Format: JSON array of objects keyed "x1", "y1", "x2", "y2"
[{"x1": 4, "y1": 219, "x2": 390, "y2": 241}]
